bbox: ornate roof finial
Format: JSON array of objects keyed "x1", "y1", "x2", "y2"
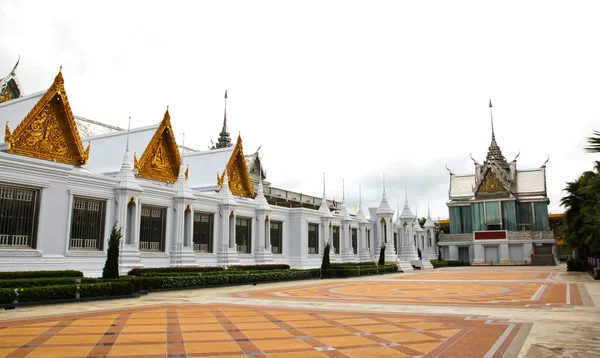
[
  {"x1": 405, "y1": 183, "x2": 408, "y2": 204},
  {"x1": 323, "y1": 172, "x2": 326, "y2": 197},
  {"x1": 181, "y1": 133, "x2": 185, "y2": 158},
  {"x1": 126, "y1": 116, "x2": 131, "y2": 153},
  {"x1": 11, "y1": 56, "x2": 20, "y2": 75},
  {"x1": 489, "y1": 98, "x2": 495, "y2": 141},
  {"x1": 383, "y1": 173, "x2": 386, "y2": 194},
  {"x1": 216, "y1": 89, "x2": 232, "y2": 149},
  {"x1": 342, "y1": 179, "x2": 345, "y2": 201},
  {"x1": 359, "y1": 184, "x2": 362, "y2": 205}
]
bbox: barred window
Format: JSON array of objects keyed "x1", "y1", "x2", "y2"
[
  {"x1": 70, "y1": 197, "x2": 105, "y2": 250},
  {"x1": 308, "y1": 223, "x2": 319, "y2": 254},
  {"x1": 332, "y1": 226, "x2": 340, "y2": 254},
  {"x1": 139, "y1": 206, "x2": 166, "y2": 251},
  {"x1": 0, "y1": 184, "x2": 39, "y2": 249},
  {"x1": 270, "y1": 221, "x2": 282, "y2": 254},
  {"x1": 193, "y1": 212, "x2": 213, "y2": 253},
  {"x1": 236, "y1": 217, "x2": 252, "y2": 253},
  {"x1": 352, "y1": 228, "x2": 358, "y2": 254}
]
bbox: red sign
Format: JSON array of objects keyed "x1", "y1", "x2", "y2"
[{"x1": 474, "y1": 231, "x2": 507, "y2": 240}]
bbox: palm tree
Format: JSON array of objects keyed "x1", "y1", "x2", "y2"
[{"x1": 585, "y1": 130, "x2": 600, "y2": 153}]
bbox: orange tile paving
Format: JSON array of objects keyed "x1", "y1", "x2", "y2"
[
  {"x1": 0, "y1": 304, "x2": 530, "y2": 358},
  {"x1": 236, "y1": 280, "x2": 584, "y2": 308},
  {"x1": 395, "y1": 271, "x2": 553, "y2": 281}
]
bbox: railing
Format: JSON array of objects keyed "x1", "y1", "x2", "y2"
[
  {"x1": 193, "y1": 243, "x2": 210, "y2": 252},
  {"x1": 0, "y1": 234, "x2": 29, "y2": 247},
  {"x1": 70, "y1": 238, "x2": 98, "y2": 249},
  {"x1": 140, "y1": 241, "x2": 160, "y2": 251}
]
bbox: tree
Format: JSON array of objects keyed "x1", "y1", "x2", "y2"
[
  {"x1": 321, "y1": 243, "x2": 331, "y2": 270},
  {"x1": 561, "y1": 132, "x2": 600, "y2": 259},
  {"x1": 378, "y1": 245, "x2": 386, "y2": 265},
  {"x1": 585, "y1": 130, "x2": 600, "y2": 153},
  {"x1": 103, "y1": 223, "x2": 122, "y2": 279}
]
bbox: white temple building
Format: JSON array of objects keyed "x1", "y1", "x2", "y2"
[{"x1": 0, "y1": 64, "x2": 438, "y2": 276}]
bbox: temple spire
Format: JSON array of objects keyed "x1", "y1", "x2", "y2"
[
  {"x1": 125, "y1": 116, "x2": 131, "y2": 153},
  {"x1": 342, "y1": 179, "x2": 345, "y2": 201},
  {"x1": 215, "y1": 90, "x2": 232, "y2": 149},
  {"x1": 405, "y1": 183, "x2": 408, "y2": 204},
  {"x1": 359, "y1": 185, "x2": 362, "y2": 205},
  {"x1": 383, "y1": 174, "x2": 386, "y2": 194},
  {"x1": 489, "y1": 98, "x2": 495, "y2": 141}
]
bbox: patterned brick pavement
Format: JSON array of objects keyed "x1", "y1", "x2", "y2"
[
  {"x1": 235, "y1": 280, "x2": 584, "y2": 308},
  {"x1": 0, "y1": 304, "x2": 530, "y2": 358}
]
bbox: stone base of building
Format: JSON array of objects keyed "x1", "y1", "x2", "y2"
[
  {"x1": 385, "y1": 245, "x2": 398, "y2": 262},
  {"x1": 119, "y1": 250, "x2": 143, "y2": 275},
  {"x1": 170, "y1": 250, "x2": 197, "y2": 266},
  {"x1": 396, "y1": 260, "x2": 414, "y2": 272},
  {"x1": 217, "y1": 249, "x2": 240, "y2": 266},
  {"x1": 253, "y1": 250, "x2": 275, "y2": 264},
  {"x1": 411, "y1": 259, "x2": 434, "y2": 270},
  {"x1": 359, "y1": 250, "x2": 373, "y2": 263}
]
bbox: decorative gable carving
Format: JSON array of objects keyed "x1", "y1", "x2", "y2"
[
  {"x1": 217, "y1": 135, "x2": 254, "y2": 197},
  {"x1": 475, "y1": 169, "x2": 509, "y2": 195},
  {"x1": 134, "y1": 108, "x2": 181, "y2": 183},
  {"x1": 4, "y1": 69, "x2": 90, "y2": 165}
]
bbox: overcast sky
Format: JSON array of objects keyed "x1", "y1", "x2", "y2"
[{"x1": 1, "y1": 1, "x2": 599, "y2": 220}]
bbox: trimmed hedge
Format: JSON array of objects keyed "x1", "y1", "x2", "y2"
[
  {"x1": 0, "y1": 281, "x2": 135, "y2": 305},
  {"x1": 431, "y1": 260, "x2": 470, "y2": 268},
  {"x1": 128, "y1": 266, "x2": 224, "y2": 276},
  {"x1": 567, "y1": 259, "x2": 587, "y2": 272},
  {"x1": 321, "y1": 264, "x2": 397, "y2": 278},
  {"x1": 0, "y1": 270, "x2": 83, "y2": 280},
  {"x1": 128, "y1": 264, "x2": 291, "y2": 276},
  {"x1": 132, "y1": 270, "x2": 313, "y2": 291},
  {"x1": 0, "y1": 277, "x2": 99, "y2": 289},
  {"x1": 329, "y1": 262, "x2": 376, "y2": 267}
]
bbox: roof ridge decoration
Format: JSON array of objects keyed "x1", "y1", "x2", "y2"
[
  {"x1": 4, "y1": 68, "x2": 90, "y2": 166},
  {"x1": 216, "y1": 134, "x2": 254, "y2": 197},
  {"x1": 133, "y1": 108, "x2": 181, "y2": 183},
  {"x1": 472, "y1": 100, "x2": 512, "y2": 195},
  {"x1": 0, "y1": 57, "x2": 23, "y2": 104}
]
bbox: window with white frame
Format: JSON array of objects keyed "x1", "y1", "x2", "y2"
[
  {"x1": 332, "y1": 226, "x2": 340, "y2": 254},
  {"x1": 270, "y1": 220, "x2": 282, "y2": 254},
  {"x1": 193, "y1": 212, "x2": 213, "y2": 253},
  {"x1": 139, "y1": 206, "x2": 166, "y2": 251},
  {"x1": 70, "y1": 197, "x2": 105, "y2": 250},
  {"x1": 308, "y1": 222, "x2": 319, "y2": 254},
  {"x1": 236, "y1": 217, "x2": 251, "y2": 253},
  {"x1": 0, "y1": 184, "x2": 39, "y2": 249}
]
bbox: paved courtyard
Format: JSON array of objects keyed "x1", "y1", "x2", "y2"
[{"x1": 0, "y1": 265, "x2": 598, "y2": 357}]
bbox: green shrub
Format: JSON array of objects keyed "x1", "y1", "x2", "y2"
[
  {"x1": 378, "y1": 245, "x2": 386, "y2": 265},
  {"x1": 0, "y1": 288, "x2": 18, "y2": 304},
  {"x1": 0, "y1": 277, "x2": 98, "y2": 289},
  {"x1": 0, "y1": 270, "x2": 83, "y2": 280},
  {"x1": 133, "y1": 270, "x2": 314, "y2": 291},
  {"x1": 16, "y1": 285, "x2": 77, "y2": 303},
  {"x1": 128, "y1": 266, "x2": 225, "y2": 276},
  {"x1": 321, "y1": 264, "x2": 397, "y2": 278},
  {"x1": 321, "y1": 243, "x2": 331, "y2": 270},
  {"x1": 79, "y1": 283, "x2": 111, "y2": 298},
  {"x1": 227, "y1": 264, "x2": 291, "y2": 271},
  {"x1": 567, "y1": 259, "x2": 587, "y2": 272},
  {"x1": 103, "y1": 223, "x2": 122, "y2": 279},
  {"x1": 110, "y1": 282, "x2": 134, "y2": 296},
  {"x1": 431, "y1": 260, "x2": 448, "y2": 268}
]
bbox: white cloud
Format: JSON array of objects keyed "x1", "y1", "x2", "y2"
[{"x1": 1, "y1": 0, "x2": 599, "y2": 219}]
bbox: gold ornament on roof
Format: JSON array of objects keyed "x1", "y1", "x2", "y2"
[
  {"x1": 3, "y1": 69, "x2": 90, "y2": 165},
  {"x1": 478, "y1": 171, "x2": 505, "y2": 193},
  {"x1": 0, "y1": 87, "x2": 12, "y2": 103},
  {"x1": 216, "y1": 134, "x2": 254, "y2": 197},
  {"x1": 134, "y1": 108, "x2": 181, "y2": 183}
]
